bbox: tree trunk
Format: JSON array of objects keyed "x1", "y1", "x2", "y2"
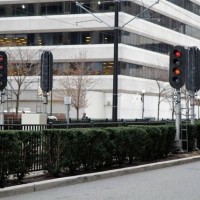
[
  {"x1": 157, "y1": 94, "x2": 161, "y2": 121},
  {"x1": 157, "y1": 102, "x2": 160, "y2": 121},
  {"x1": 16, "y1": 95, "x2": 20, "y2": 119}
]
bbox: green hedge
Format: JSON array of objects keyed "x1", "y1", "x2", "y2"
[
  {"x1": 0, "y1": 125, "x2": 178, "y2": 186},
  {"x1": 43, "y1": 125, "x2": 176, "y2": 176},
  {"x1": 0, "y1": 130, "x2": 42, "y2": 187}
]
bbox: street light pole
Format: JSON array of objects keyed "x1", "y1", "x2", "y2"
[
  {"x1": 50, "y1": 90, "x2": 53, "y2": 116},
  {"x1": 141, "y1": 89, "x2": 145, "y2": 119},
  {"x1": 112, "y1": 0, "x2": 119, "y2": 122},
  {"x1": 197, "y1": 96, "x2": 200, "y2": 119}
]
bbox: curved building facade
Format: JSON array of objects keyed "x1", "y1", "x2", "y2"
[{"x1": 0, "y1": 0, "x2": 199, "y2": 119}]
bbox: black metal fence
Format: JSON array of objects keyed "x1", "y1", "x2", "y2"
[{"x1": 0, "y1": 119, "x2": 175, "y2": 130}]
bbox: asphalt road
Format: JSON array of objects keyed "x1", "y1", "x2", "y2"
[{"x1": 2, "y1": 161, "x2": 200, "y2": 200}]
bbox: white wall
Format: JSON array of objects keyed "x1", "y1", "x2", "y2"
[
  {"x1": 85, "y1": 91, "x2": 105, "y2": 119},
  {"x1": 8, "y1": 75, "x2": 174, "y2": 120},
  {"x1": 6, "y1": 75, "x2": 199, "y2": 121}
]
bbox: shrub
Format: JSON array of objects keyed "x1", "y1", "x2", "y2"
[
  {"x1": 0, "y1": 130, "x2": 42, "y2": 187},
  {"x1": 42, "y1": 129, "x2": 66, "y2": 176}
]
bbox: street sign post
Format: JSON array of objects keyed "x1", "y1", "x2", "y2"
[{"x1": 64, "y1": 96, "x2": 71, "y2": 124}]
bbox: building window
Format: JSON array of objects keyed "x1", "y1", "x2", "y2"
[{"x1": 40, "y1": 3, "x2": 63, "y2": 15}]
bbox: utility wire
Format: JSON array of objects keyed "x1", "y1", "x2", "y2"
[
  {"x1": 75, "y1": 1, "x2": 112, "y2": 28},
  {"x1": 1, "y1": 0, "x2": 199, "y2": 51},
  {"x1": 122, "y1": 0, "x2": 159, "y2": 27}
]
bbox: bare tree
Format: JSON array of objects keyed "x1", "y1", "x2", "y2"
[
  {"x1": 58, "y1": 51, "x2": 95, "y2": 120},
  {"x1": 6, "y1": 47, "x2": 39, "y2": 117},
  {"x1": 154, "y1": 69, "x2": 173, "y2": 120},
  {"x1": 155, "y1": 79, "x2": 172, "y2": 120}
]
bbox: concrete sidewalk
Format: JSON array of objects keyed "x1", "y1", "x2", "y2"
[{"x1": 1, "y1": 155, "x2": 200, "y2": 198}]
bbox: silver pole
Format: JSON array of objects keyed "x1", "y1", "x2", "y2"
[
  {"x1": 142, "y1": 93, "x2": 144, "y2": 119},
  {"x1": 190, "y1": 90, "x2": 195, "y2": 125},
  {"x1": 43, "y1": 92, "x2": 48, "y2": 113},
  {"x1": 0, "y1": 92, "x2": 4, "y2": 129},
  {"x1": 67, "y1": 104, "x2": 70, "y2": 125},
  {"x1": 175, "y1": 89, "x2": 181, "y2": 150}
]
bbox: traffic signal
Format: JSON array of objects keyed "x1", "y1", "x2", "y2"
[
  {"x1": 186, "y1": 47, "x2": 200, "y2": 91},
  {"x1": 0, "y1": 51, "x2": 7, "y2": 91},
  {"x1": 169, "y1": 46, "x2": 187, "y2": 89},
  {"x1": 40, "y1": 51, "x2": 53, "y2": 92}
]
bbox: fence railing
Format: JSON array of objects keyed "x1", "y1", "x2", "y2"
[{"x1": 0, "y1": 119, "x2": 175, "y2": 130}]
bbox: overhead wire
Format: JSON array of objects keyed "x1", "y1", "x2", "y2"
[
  {"x1": 0, "y1": 0, "x2": 162, "y2": 41},
  {"x1": 2, "y1": 0, "x2": 200, "y2": 37},
  {"x1": 25, "y1": 0, "x2": 176, "y2": 52},
  {"x1": 2, "y1": 0, "x2": 200, "y2": 52}
]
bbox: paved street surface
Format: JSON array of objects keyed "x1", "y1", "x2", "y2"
[{"x1": 2, "y1": 161, "x2": 200, "y2": 200}]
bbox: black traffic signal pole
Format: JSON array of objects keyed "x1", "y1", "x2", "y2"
[
  {"x1": 76, "y1": 0, "x2": 119, "y2": 122},
  {"x1": 41, "y1": 51, "x2": 53, "y2": 106},
  {"x1": 0, "y1": 51, "x2": 7, "y2": 126},
  {"x1": 186, "y1": 47, "x2": 200, "y2": 125},
  {"x1": 112, "y1": 0, "x2": 119, "y2": 122},
  {"x1": 73, "y1": 2, "x2": 118, "y2": 121}
]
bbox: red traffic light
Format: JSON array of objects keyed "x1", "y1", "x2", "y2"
[{"x1": 174, "y1": 50, "x2": 182, "y2": 58}]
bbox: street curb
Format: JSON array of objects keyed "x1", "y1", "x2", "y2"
[{"x1": 1, "y1": 155, "x2": 200, "y2": 198}]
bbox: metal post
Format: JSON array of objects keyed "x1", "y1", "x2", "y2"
[
  {"x1": 142, "y1": 93, "x2": 144, "y2": 119},
  {"x1": 141, "y1": 90, "x2": 145, "y2": 119},
  {"x1": 190, "y1": 90, "x2": 195, "y2": 124},
  {"x1": 64, "y1": 96, "x2": 71, "y2": 125},
  {"x1": 43, "y1": 92, "x2": 48, "y2": 113},
  {"x1": 186, "y1": 90, "x2": 190, "y2": 120},
  {"x1": 0, "y1": 92, "x2": 4, "y2": 127},
  {"x1": 175, "y1": 89, "x2": 181, "y2": 150},
  {"x1": 67, "y1": 104, "x2": 70, "y2": 125},
  {"x1": 112, "y1": 0, "x2": 119, "y2": 122},
  {"x1": 50, "y1": 90, "x2": 52, "y2": 116},
  {"x1": 197, "y1": 96, "x2": 200, "y2": 119}
]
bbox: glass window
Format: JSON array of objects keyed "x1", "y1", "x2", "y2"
[
  {"x1": 40, "y1": 2, "x2": 62, "y2": 15},
  {"x1": 0, "y1": 34, "x2": 28, "y2": 46},
  {"x1": 119, "y1": 62, "x2": 168, "y2": 81},
  {"x1": 99, "y1": 2, "x2": 115, "y2": 11},
  {"x1": 0, "y1": 7, "x2": 5, "y2": 17},
  {"x1": 12, "y1": 4, "x2": 34, "y2": 16},
  {"x1": 25, "y1": 60, "x2": 167, "y2": 80}
]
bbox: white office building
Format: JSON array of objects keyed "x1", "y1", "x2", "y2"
[{"x1": 0, "y1": 0, "x2": 200, "y2": 120}]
